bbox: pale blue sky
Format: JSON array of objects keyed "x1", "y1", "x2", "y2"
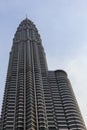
[{"x1": 0, "y1": 0, "x2": 87, "y2": 126}]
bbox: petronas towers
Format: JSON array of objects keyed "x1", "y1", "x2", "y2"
[{"x1": 0, "y1": 18, "x2": 86, "y2": 130}]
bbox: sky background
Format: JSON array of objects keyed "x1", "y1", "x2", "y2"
[{"x1": 0, "y1": 0, "x2": 87, "y2": 127}]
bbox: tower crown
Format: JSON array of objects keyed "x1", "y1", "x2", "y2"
[
  {"x1": 13, "y1": 18, "x2": 41, "y2": 43},
  {"x1": 17, "y1": 18, "x2": 35, "y2": 30}
]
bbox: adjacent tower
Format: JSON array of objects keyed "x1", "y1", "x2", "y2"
[{"x1": 1, "y1": 18, "x2": 86, "y2": 130}]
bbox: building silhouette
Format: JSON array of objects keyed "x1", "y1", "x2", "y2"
[{"x1": 0, "y1": 18, "x2": 86, "y2": 130}]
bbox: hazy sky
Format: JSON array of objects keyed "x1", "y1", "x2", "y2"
[{"x1": 0, "y1": 0, "x2": 87, "y2": 126}]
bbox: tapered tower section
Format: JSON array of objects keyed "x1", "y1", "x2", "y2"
[
  {"x1": 0, "y1": 18, "x2": 86, "y2": 130},
  {"x1": 1, "y1": 18, "x2": 48, "y2": 130}
]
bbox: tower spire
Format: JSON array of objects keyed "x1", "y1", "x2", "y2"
[{"x1": 26, "y1": 14, "x2": 28, "y2": 19}]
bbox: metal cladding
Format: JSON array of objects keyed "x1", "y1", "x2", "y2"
[{"x1": 0, "y1": 18, "x2": 86, "y2": 130}]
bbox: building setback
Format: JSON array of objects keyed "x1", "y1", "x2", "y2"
[{"x1": 0, "y1": 18, "x2": 86, "y2": 130}]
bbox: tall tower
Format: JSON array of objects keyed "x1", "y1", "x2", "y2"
[{"x1": 1, "y1": 18, "x2": 86, "y2": 130}]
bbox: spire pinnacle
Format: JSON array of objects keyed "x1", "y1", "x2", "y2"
[{"x1": 26, "y1": 14, "x2": 28, "y2": 19}]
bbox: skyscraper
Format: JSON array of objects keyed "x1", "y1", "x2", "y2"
[{"x1": 0, "y1": 18, "x2": 86, "y2": 130}]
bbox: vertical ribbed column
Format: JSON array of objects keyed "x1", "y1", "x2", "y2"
[
  {"x1": 26, "y1": 41, "x2": 36, "y2": 130},
  {"x1": 24, "y1": 42, "x2": 27, "y2": 130},
  {"x1": 32, "y1": 42, "x2": 47, "y2": 130},
  {"x1": 47, "y1": 71, "x2": 58, "y2": 130},
  {"x1": 1, "y1": 44, "x2": 19, "y2": 130},
  {"x1": 15, "y1": 42, "x2": 24, "y2": 130},
  {"x1": 13, "y1": 43, "x2": 19, "y2": 130}
]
